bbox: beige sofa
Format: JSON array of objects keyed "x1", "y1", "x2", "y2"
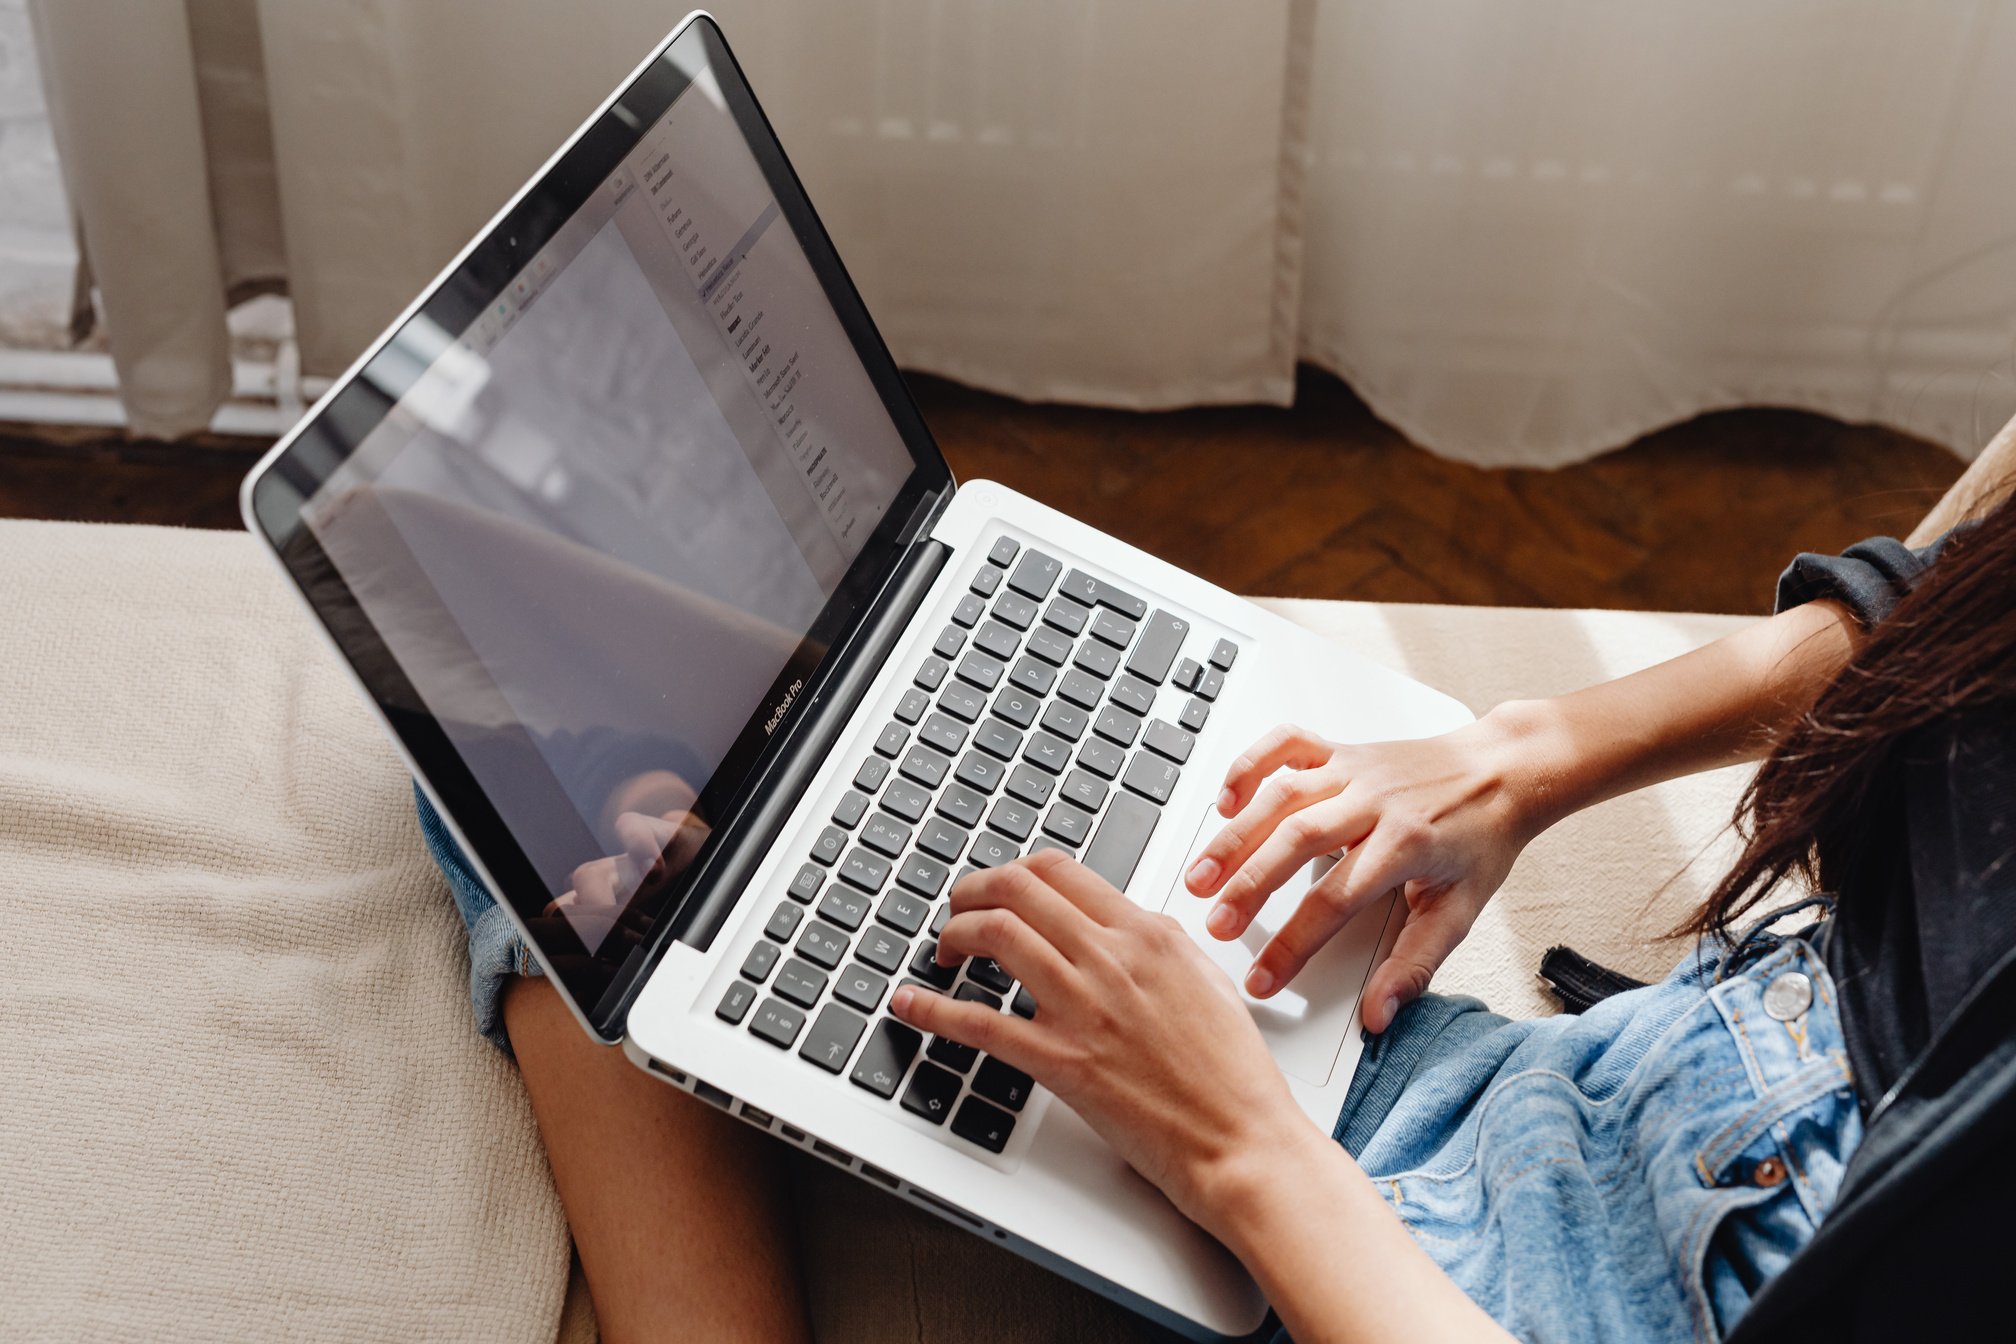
[{"x1": 0, "y1": 518, "x2": 1757, "y2": 1342}]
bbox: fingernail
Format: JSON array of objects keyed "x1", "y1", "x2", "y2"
[
  {"x1": 1187, "y1": 857, "x2": 1220, "y2": 891},
  {"x1": 1382, "y1": 996, "x2": 1399, "y2": 1025},
  {"x1": 1245, "y1": 966, "x2": 1276, "y2": 997},
  {"x1": 891, "y1": 987, "x2": 914, "y2": 1015},
  {"x1": 1217, "y1": 788, "x2": 1236, "y2": 814},
  {"x1": 1207, "y1": 903, "x2": 1238, "y2": 938}
]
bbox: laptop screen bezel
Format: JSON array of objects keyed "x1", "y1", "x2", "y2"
[{"x1": 243, "y1": 13, "x2": 953, "y2": 1039}]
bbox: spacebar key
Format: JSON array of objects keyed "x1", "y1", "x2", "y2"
[{"x1": 1081, "y1": 792, "x2": 1160, "y2": 893}]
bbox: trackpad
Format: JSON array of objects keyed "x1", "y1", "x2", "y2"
[{"x1": 1162, "y1": 812, "x2": 1399, "y2": 1088}]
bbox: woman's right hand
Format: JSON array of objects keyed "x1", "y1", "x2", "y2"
[{"x1": 1183, "y1": 713, "x2": 1557, "y2": 1031}]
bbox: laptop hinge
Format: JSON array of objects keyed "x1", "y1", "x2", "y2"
[{"x1": 894, "y1": 478, "x2": 953, "y2": 547}]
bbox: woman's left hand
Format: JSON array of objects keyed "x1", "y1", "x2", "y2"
[{"x1": 889, "y1": 850, "x2": 1331, "y2": 1235}]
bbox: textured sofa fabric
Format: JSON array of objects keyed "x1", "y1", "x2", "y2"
[{"x1": 0, "y1": 519, "x2": 1754, "y2": 1342}]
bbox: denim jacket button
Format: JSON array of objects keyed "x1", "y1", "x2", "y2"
[
  {"x1": 1753, "y1": 1156, "x2": 1788, "y2": 1188},
  {"x1": 1763, "y1": 971, "x2": 1813, "y2": 1021}
]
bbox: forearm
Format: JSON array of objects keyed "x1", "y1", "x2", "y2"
[
  {"x1": 1206, "y1": 1132, "x2": 1511, "y2": 1344},
  {"x1": 1908, "y1": 414, "x2": 2016, "y2": 547},
  {"x1": 1489, "y1": 597, "x2": 1860, "y2": 836}
]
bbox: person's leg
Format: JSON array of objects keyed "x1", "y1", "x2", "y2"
[{"x1": 502, "y1": 976, "x2": 813, "y2": 1344}]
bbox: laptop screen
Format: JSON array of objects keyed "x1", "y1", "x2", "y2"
[{"x1": 248, "y1": 18, "x2": 949, "y2": 1031}]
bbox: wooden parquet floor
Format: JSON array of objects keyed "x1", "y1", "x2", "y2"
[{"x1": 0, "y1": 367, "x2": 1963, "y2": 614}]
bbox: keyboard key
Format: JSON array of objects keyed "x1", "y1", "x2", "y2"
[
  {"x1": 1178, "y1": 697, "x2": 1210, "y2": 733},
  {"x1": 933, "y1": 624, "x2": 966, "y2": 660},
  {"x1": 1059, "y1": 569, "x2": 1148, "y2": 621},
  {"x1": 955, "y1": 981, "x2": 1005, "y2": 1011},
  {"x1": 952, "y1": 1096, "x2": 1017, "y2": 1153},
  {"x1": 1122, "y1": 751, "x2": 1181, "y2": 804},
  {"x1": 909, "y1": 941, "x2": 959, "y2": 989},
  {"x1": 917, "y1": 815, "x2": 970, "y2": 864},
  {"x1": 1040, "y1": 700, "x2": 1088, "y2": 742},
  {"x1": 973, "y1": 716, "x2": 1024, "y2": 761},
  {"x1": 899, "y1": 744, "x2": 951, "y2": 789},
  {"x1": 967, "y1": 832, "x2": 1020, "y2": 869},
  {"x1": 1077, "y1": 737, "x2": 1126, "y2": 780},
  {"x1": 1082, "y1": 792, "x2": 1160, "y2": 891},
  {"x1": 896, "y1": 853, "x2": 950, "y2": 899},
  {"x1": 992, "y1": 687, "x2": 1040, "y2": 729},
  {"x1": 950, "y1": 592, "x2": 986, "y2": 628},
  {"x1": 854, "y1": 1019, "x2": 923, "y2": 1098},
  {"x1": 1005, "y1": 761, "x2": 1056, "y2": 807},
  {"x1": 857, "y1": 925, "x2": 909, "y2": 975},
  {"x1": 1011, "y1": 986, "x2": 1038, "y2": 1019},
  {"x1": 1060, "y1": 768, "x2": 1109, "y2": 812},
  {"x1": 1008, "y1": 655, "x2": 1057, "y2": 698},
  {"x1": 810, "y1": 827, "x2": 846, "y2": 866},
  {"x1": 973, "y1": 619, "x2": 1020, "y2": 662},
  {"x1": 750, "y1": 998, "x2": 807, "y2": 1049},
  {"x1": 853, "y1": 756, "x2": 890, "y2": 792},
  {"x1": 741, "y1": 940, "x2": 781, "y2": 983},
  {"x1": 1023, "y1": 731, "x2": 1071, "y2": 774},
  {"x1": 987, "y1": 795, "x2": 1038, "y2": 842},
  {"x1": 1029, "y1": 837, "x2": 1072, "y2": 858},
  {"x1": 1094, "y1": 703, "x2": 1143, "y2": 747},
  {"x1": 894, "y1": 687, "x2": 930, "y2": 724},
  {"x1": 1026, "y1": 626, "x2": 1073, "y2": 666},
  {"x1": 1143, "y1": 718, "x2": 1195, "y2": 764},
  {"x1": 861, "y1": 812, "x2": 913, "y2": 858},
  {"x1": 765, "y1": 902, "x2": 805, "y2": 942},
  {"x1": 788, "y1": 862, "x2": 825, "y2": 902},
  {"x1": 875, "y1": 722, "x2": 909, "y2": 757},
  {"x1": 1197, "y1": 666, "x2": 1225, "y2": 702},
  {"x1": 966, "y1": 957, "x2": 1014, "y2": 995},
  {"x1": 1043, "y1": 597, "x2": 1089, "y2": 636},
  {"x1": 839, "y1": 848, "x2": 892, "y2": 894},
  {"x1": 1042, "y1": 801, "x2": 1094, "y2": 846},
  {"x1": 1109, "y1": 675, "x2": 1156, "y2": 717},
  {"x1": 974, "y1": 1057, "x2": 1034, "y2": 1111},
  {"x1": 1007, "y1": 550, "x2": 1063, "y2": 600},
  {"x1": 1072, "y1": 640, "x2": 1120, "y2": 680},
  {"x1": 834, "y1": 963, "x2": 890, "y2": 1015},
  {"x1": 932, "y1": 902, "x2": 954, "y2": 936},
  {"x1": 954, "y1": 751, "x2": 1005, "y2": 794},
  {"x1": 902, "y1": 1061, "x2": 963, "y2": 1123},
  {"x1": 954, "y1": 648, "x2": 1004, "y2": 691},
  {"x1": 1057, "y1": 667, "x2": 1103, "y2": 710},
  {"x1": 775, "y1": 958, "x2": 828, "y2": 1008},
  {"x1": 987, "y1": 536, "x2": 1020, "y2": 567},
  {"x1": 796, "y1": 921, "x2": 850, "y2": 970},
  {"x1": 1090, "y1": 609, "x2": 1137, "y2": 649},
  {"x1": 937, "y1": 682, "x2": 986, "y2": 723},
  {"x1": 936, "y1": 783, "x2": 988, "y2": 829},
  {"x1": 1210, "y1": 638, "x2": 1239, "y2": 670},
  {"x1": 1172, "y1": 658, "x2": 1203, "y2": 692},
  {"x1": 879, "y1": 887, "x2": 932, "y2": 935},
  {"x1": 717, "y1": 980, "x2": 757, "y2": 1023},
  {"x1": 969, "y1": 565, "x2": 1002, "y2": 597},
  {"x1": 928, "y1": 1034, "x2": 978, "y2": 1073},
  {"x1": 882, "y1": 778, "x2": 930, "y2": 823},
  {"x1": 992, "y1": 590, "x2": 1038, "y2": 631},
  {"x1": 919, "y1": 711, "x2": 968, "y2": 756},
  {"x1": 799, "y1": 1003, "x2": 867, "y2": 1073},
  {"x1": 915, "y1": 656, "x2": 949, "y2": 690},
  {"x1": 819, "y1": 884, "x2": 872, "y2": 930},
  {"x1": 1126, "y1": 611, "x2": 1189, "y2": 685},
  {"x1": 832, "y1": 790, "x2": 869, "y2": 828}
]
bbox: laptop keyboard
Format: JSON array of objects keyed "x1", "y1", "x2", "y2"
[{"x1": 713, "y1": 536, "x2": 1239, "y2": 1157}]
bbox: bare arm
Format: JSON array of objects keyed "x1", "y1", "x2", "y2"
[{"x1": 1908, "y1": 413, "x2": 2016, "y2": 547}]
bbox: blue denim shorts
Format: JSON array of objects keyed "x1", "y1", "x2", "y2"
[
  {"x1": 1322, "y1": 916, "x2": 1862, "y2": 1344},
  {"x1": 416, "y1": 787, "x2": 540, "y2": 1053}
]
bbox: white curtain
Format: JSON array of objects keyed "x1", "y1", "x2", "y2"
[{"x1": 31, "y1": 1, "x2": 2016, "y2": 462}]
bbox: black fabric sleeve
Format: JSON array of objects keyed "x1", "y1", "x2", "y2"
[{"x1": 1774, "y1": 532, "x2": 1950, "y2": 629}]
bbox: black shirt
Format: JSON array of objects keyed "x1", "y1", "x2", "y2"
[{"x1": 1774, "y1": 535, "x2": 2016, "y2": 1107}]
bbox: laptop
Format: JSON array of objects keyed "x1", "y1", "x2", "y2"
[{"x1": 240, "y1": 13, "x2": 1470, "y2": 1338}]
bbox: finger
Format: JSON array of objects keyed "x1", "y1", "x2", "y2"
[
  {"x1": 1215, "y1": 724, "x2": 1336, "y2": 816},
  {"x1": 1019, "y1": 848, "x2": 1136, "y2": 924},
  {"x1": 891, "y1": 983, "x2": 1049, "y2": 1074},
  {"x1": 1186, "y1": 764, "x2": 1348, "y2": 900},
  {"x1": 614, "y1": 810, "x2": 710, "y2": 880},
  {"x1": 937, "y1": 906, "x2": 1080, "y2": 1008},
  {"x1": 1211, "y1": 797, "x2": 1372, "y2": 939},
  {"x1": 948, "y1": 857, "x2": 1112, "y2": 961},
  {"x1": 1358, "y1": 894, "x2": 1473, "y2": 1033},
  {"x1": 1243, "y1": 835, "x2": 1411, "y2": 997}
]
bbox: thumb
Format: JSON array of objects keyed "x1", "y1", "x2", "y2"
[{"x1": 1359, "y1": 888, "x2": 1474, "y2": 1034}]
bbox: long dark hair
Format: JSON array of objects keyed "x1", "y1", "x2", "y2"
[{"x1": 1684, "y1": 483, "x2": 2016, "y2": 938}]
